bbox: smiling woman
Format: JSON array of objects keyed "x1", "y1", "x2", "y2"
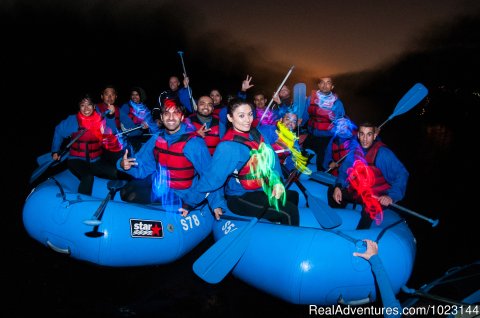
[{"x1": 185, "y1": 98, "x2": 301, "y2": 225}]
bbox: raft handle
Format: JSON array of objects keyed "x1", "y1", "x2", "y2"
[
  {"x1": 49, "y1": 177, "x2": 66, "y2": 202},
  {"x1": 46, "y1": 240, "x2": 71, "y2": 255},
  {"x1": 338, "y1": 293, "x2": 373, "y2": 306}
]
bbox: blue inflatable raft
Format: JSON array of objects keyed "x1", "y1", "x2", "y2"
[
  {"x1": 210, "y1": 177, "x2": 417, "y2": 305},
  {"x1": 23, "y1": 169, "x2": 214, "y2": 267}
]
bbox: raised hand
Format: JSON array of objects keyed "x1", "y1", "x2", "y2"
[
  {"x1": 272, "y1": 93, "x2": 281, "y2": 104},
  {"x1": 183, "y1": 73, "x2": 190, "y2": 87},
  {"x1": 106, "y1": 103, "x2": 115, "y2": 114},
  {"x1": 241, "y1": 75, "x2": 254, "y2": 92},
  {"x1": 120, "y1": 149, "x2": 138, "y2": 170},
  {"x1": 196, "y1": 123, "x2": 211, "y2": 138}
]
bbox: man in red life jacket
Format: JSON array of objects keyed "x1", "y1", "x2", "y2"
[
  {"x1": 97, "y1": 85, "x2": 121, "y2": 130},
  {"x1": 302, "y1": 77, "x2": 346, "y2": 172},
  {"x1": 156, "y1": 75, "x2": 194, "y2": 116},
  {"x1": 117, "y1": 99, "x2": 214, "y2": 213},
  {"x1": 329, "y1": 122, "x2": 409, "y2": 229},
  {"x1": 95, "y1": 85, "x2": 129, "y2": 163},
  {"x1": 259, "y1": 111, "x2": 301, "y2": 168},
  {"x1": 183, "y1": 96, "x2": 224, "y2": 155}
]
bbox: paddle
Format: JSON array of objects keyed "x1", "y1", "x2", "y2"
[
  {"x1": 116, "y1": 125, "x2": 143, "y2": 136},
  {"x1": 309, "y1": 172, "x2": 439, "y2": 227},
  {"x1": 283, "y1": 166, "x2": 342, "y2": 229},
  {"x1": 193, "y1": 177, "x2": 297, "y2": 284},
  {"x1": 29, "y1": 128, "x2": 87, "y2": 184},
  {"x1": 378, "y1": 83, "x2": 428, "y2": 129},
  {"x1": 292, "y1": 82, "x2": 307, "y2": 135},
  {"x1": 390, "y1": 202, "x2": 439, "y2": 227},
  {"x1": 84, "y1": 179, "x2": 128, "y2": 237},
  {"x1": 36, "y1": 152, "x2": 54, "y2": 166},
  {"x1": 32, "y1": 125, "x2": 133, "y2": 177},
  {"x1": 309, "y1": 170, "x2": 337, "y2": 185},
  {"x1": 401, "y1": 286, "x2": 470, "y2": 306},
  {"x1": 177, "y1": 51, "x2": 197, "y2": 112},
  {"x1": 258, "y1": 65, "x2": 295, "y2": 125},
  {"x1": 324, "y1": 83, "x2": 429, "y2": 172},
  {"x1": 371, "y1": 196, "x2": 439, "y2": 227}
]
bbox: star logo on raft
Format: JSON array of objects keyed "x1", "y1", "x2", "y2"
[{"x1": 130, "y1": 219, "x2": 164, "y2": 238}]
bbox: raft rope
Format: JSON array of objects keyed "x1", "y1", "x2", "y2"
[
  {"x1": 375, "y1": 219, "x2": 405, "y2": 242},
  {"x1": 322, "y1": 218, "x2": 406, "y2": 247},
  {"x1": 220, "y1": 209, "x2": 408, "y2": 250}
]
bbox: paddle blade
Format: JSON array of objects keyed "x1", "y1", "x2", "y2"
[
  {"x1": 193, "y1": 218, "x2": 258, "y2": 284},
  {"x1": 309, "y1": 171, "x2": 336, "y2": 186},
  {"x1": 293, "y1": 82, "x2": 307, "y2": 118},
  {"x1": 306, "y1": 190, "x2": 342, "y2": 229},
  {"x1": 29, "y1": 159, "x2": 54, "y2": 184},
  {"x1": 390, "y1": 83, "x2": 428, "y2": 120},
  {"x1": 36, "y1": 153, "x2": 52, "y2": 166}
]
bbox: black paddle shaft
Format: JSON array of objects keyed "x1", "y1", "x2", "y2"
[{"x1": 85, "y1": 180, "x2": 127, "y2": 238}]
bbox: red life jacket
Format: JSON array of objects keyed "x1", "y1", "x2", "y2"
[
  {"x1": 307, "y1": 90, "x2": 336, "y2": 132},
  {"x1": 188, "y1": 114, "x2": 221, "y2": 155},
  {"x1": 221, "y1": 128, "x2": 264, "y2": 190},
  {"x1": 364, "y1": 141, "x2": 391, "y2": 196},
  {"x1": 127, "y1": 103, "x2": 145, "y2": 125},
  {"x1": 330, "y1": 137, "x2": 352, "y2": 176},
  {"x1": 212, "y1": 105, "x2": 225, "y2": 117},
  {"x1": 102, "y1": 133, "x2": 123, "y2": 152},
  {"x1": 153, "y1": 133, "x2": 196, "y2": 190},
  {"x1": 97, "y1": 102, "x2": 122, "y2": 130},
  {"x1": 70, "y1": 111, "x2": 104, "y2": 160}
]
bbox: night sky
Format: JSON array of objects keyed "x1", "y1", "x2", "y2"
[
  {"x1": 2, "y1": 0, "x2": 477, "y2": 141},
  {"x1": 3, "y1": 0, "x2": 476, "y2": 100}
]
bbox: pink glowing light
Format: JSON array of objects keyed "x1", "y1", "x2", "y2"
[{"x1": 347, "y1": 160, "x2": 383, "y2": 224}]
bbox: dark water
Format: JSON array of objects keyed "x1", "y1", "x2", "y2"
[{"x1": 6, "y1": 114, "x2": 478, "y2": 317}]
